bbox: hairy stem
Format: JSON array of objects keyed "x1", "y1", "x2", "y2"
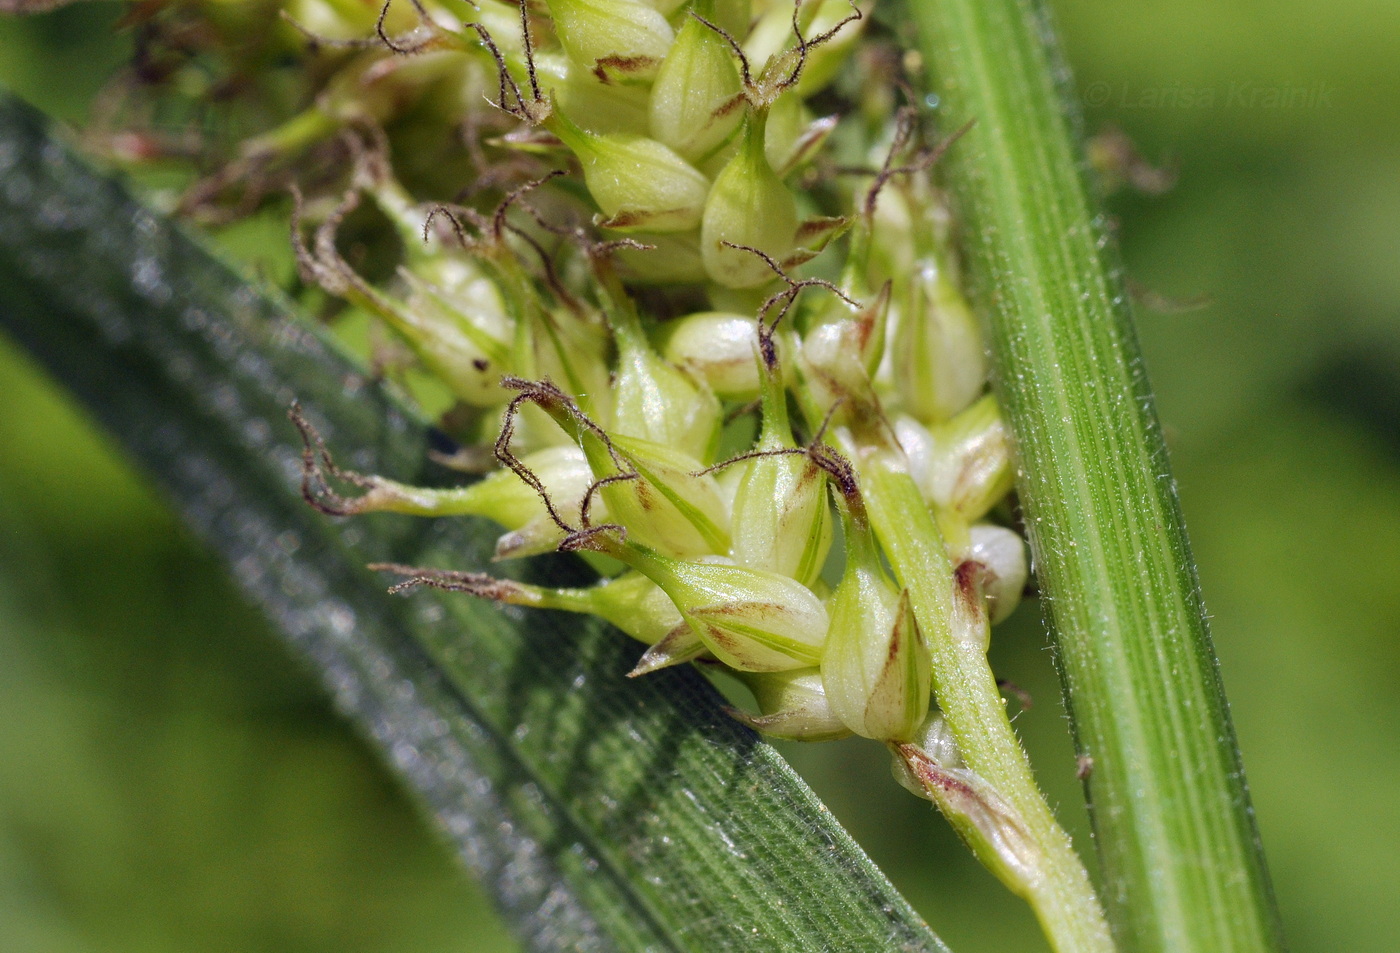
[
  {"x1": 908, "y1": 0, "x2": 1286, "y2": 949},
  {"x1": 863, "y1": 453, "x2": 1113, "y2": 953}
]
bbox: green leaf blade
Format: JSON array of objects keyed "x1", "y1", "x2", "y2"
[
  {"x1": 0, "y1": 91, "x2": 948, "y2": 953},
  {"x1": 908, "y1": 1, "x2": 1285, "y2": 950}
]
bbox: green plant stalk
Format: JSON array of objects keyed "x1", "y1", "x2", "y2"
[
  {"x1": 862, "y1": 454, "x2": 1113, "y2": 953},
  {"x1": 908, "y1": 0, "x2": 1286, "y2": 949}
]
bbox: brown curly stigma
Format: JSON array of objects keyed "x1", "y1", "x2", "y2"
[
  {"x1": 578, "y1": 473, "x2": 636, "y2": 531},
  {"x1": 488, "y1": 192, "x2": 656, "y2": 320},
  {"x1": 288, "y1": 402, "x2": 380, "y2": 516},
  {"x1": 368, "y1": 563, "x2": 528, "y2": 600},
  {"x1": 689, "y1": 13, "x2": 754, "y2": 91},
  {"x1": 587, "y1": 236, "x2": 658, "y2": 261},
  {"x1": 289, "y1": 182, "x2": 393, "y2": 313},
  {"x1": 491, "y1": 381, "x2": 625, "y2": 538},
  {"x1": 422, "y1": 204, "x2": 485, "y2": 251},
  {"x1": 781, "y1": 0, "x2": 863, "y2": 92},
  {"x1": 420, "y1": 168, "x2": 565, "y2": 254},
  {"x1": 490, "y1": 170, "x2": 599, "y2": 314},
  {"x1": 418, "y1": 172, "x2": 592, "y2": 316},
  {"x1": 692, "y1": 0, "x2": 863, "y2": 107},
  {"x1": 490, "y1": 170, "x2": 564, "y2": 243},
  {"x1": 807, "y1": 438, "x2": 864, "y2": 517},
  {"x1": 720, "y1": 241, "x2": 860, "y2": 371},
  {"x1": 284, "y1": 0, "x2": 457, "y2": 55},
  {"x1": 499, "y1": 376, "x2": 631, "y2": 475},
  {"x1": 280, "y1": 10, "x2": 385, "y2": 51},
  {"x1": 375, "y1": 0, "x2": 450, "y2": 55},
  {"x1": 494, "y1": 377, "x2": 633, "y2": 552},
  {"x1": 693, "y1": 446, "x2": 808, "y2": 478},
  {"x1": 491, "y1": 391, "x2": 579, "y2": 537},
  {"x1": 863, "y1": 112, "x2": 975, "y2": 218},
  {"x1": 692, "y1": 399, "x2": 862, "y2": 517},
  {"x1": 467, "y1": 1, "x2": 549, "y2": 124},
  {"x1": 557, "y1": 521, "x2": 628, "y2": 554},
  {"x1": 343, "y1": 123, "x2": 395, "y2": 192}
]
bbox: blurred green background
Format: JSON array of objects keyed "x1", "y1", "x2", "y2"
[{"x1": 1, "y1": 1, "x2": 1397, "y2": 951}]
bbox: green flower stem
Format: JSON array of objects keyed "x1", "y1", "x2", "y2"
[
  {"x1": 908, "y1": 0, "x2": 1286, "y2": 949},
  {"x1": 862, "y1": 454, "x2": 1113, "y2": 953}
]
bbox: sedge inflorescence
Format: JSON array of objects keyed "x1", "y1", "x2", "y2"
[{"x1": 104, "y1": 0, "x2": 1027, "y2": 774}]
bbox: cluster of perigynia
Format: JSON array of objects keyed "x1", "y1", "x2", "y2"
[
  {"x1": 92, "y1": 0, "x2": 1028, "y2": 812},
  {"x1": 216, "y1": 0, "x2": 1033, "y2": 754}
]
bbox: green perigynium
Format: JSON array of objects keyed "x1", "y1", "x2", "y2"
[
  {"x1": 727, "y1": 353, "x2": 832, "y2": 587},
  {"x1": 895, "y1": 393, "x2": 1015, "y2": 522},
  {"x1": 88, "y1": 0, "x2": 1116, "y2": 948},
  {"x1": 547, "y1": 109, "x2": 712, "y2": 231},
  {"x1": 700, "y1": 109, "x2": 798, "y2": 288},
  {"x1": 604, "y1": 282, "x2": 723, "y2": 452},
  {"x1": 659, "y1": 310, "x2": 772, "y2": 399},
  {"x1": 546, "y1": 0, "x2": 676, "y2": 83},
  {"x1": 729, "y1": 669, "x2": 852, "y2": 741},
  {"x1": 965, "y1": 523, "x2": 1029, "y2": 625},
  {"x1": 588, "y1": 538, "x2": 831, "y2": 671},
  {"x1": 648, "y1": 0, "x2": 745, "y2": 162},
  {"x1": 822, "y1": 502, "x2": 929, "y2": 741}
]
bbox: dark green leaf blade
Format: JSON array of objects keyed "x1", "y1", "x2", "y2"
[{"x1": 0, "y1": 91, "x2": 948, "y2": 953}]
